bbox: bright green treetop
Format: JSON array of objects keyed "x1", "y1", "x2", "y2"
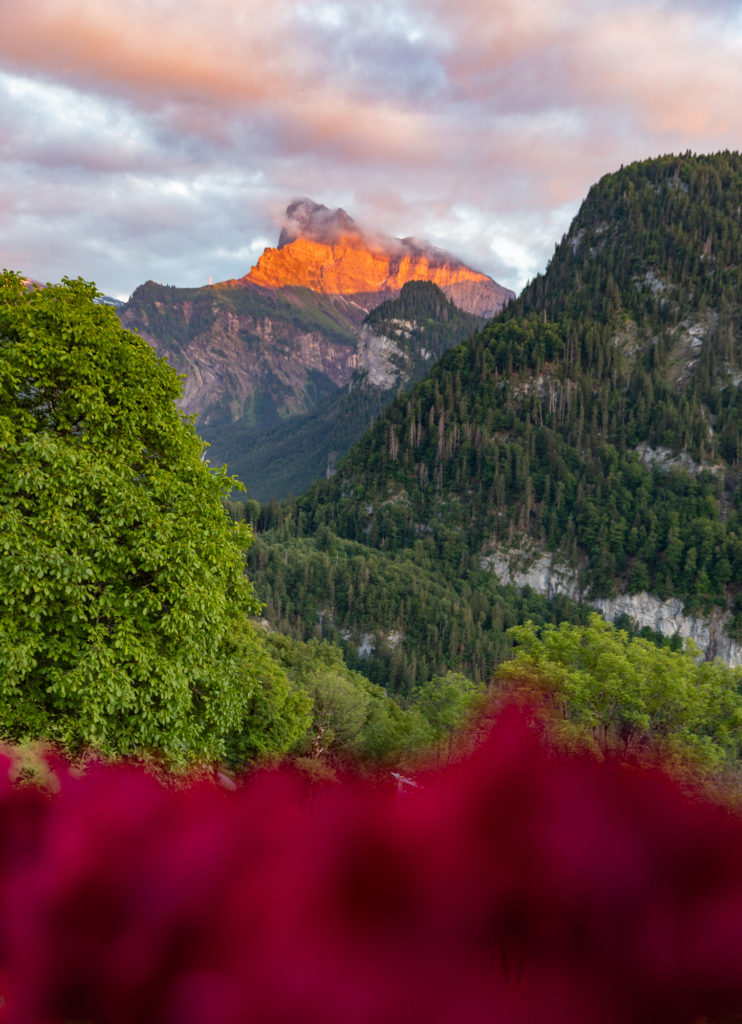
[
  {"x1": 259, "y1": 633, "x2": 432, "y2": 765},
  {"x1": 0, "y1": 272, "x2": 261, "y2": 765},
  {"x1": 411, "y1": 671, "x2": 486, "y2": 765},
  {"x1": 499, "y1": 614, "x2": 742, "y2": 778}
]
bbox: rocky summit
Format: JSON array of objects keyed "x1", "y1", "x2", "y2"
[{"x1": 244, "y1": 199, "x2": 512, "y2": 318}]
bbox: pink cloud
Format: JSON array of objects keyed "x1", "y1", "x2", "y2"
[
  {"x1": 1, "y1": 0, "x2": 741, "y2": 297},
  {"x1": 1, "y1": 2, "x2": 302, "y2": 104},
  {"x1": 579, "y1": 7, "x2": 742, "y2": 138},
  {"x1": 429, "y1": 0, "x2": 742, "y2": 146},
  {"x1": 5, "y1": 1, "x2": 740, "y2": 177}
]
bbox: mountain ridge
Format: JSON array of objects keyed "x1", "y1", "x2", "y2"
[
  {"x1": 246, "y1": 152, "x2": 742, "y2": 686},
  {"x1": 119, "y1": 202, "x2": 511, "y2": 495},
  {"x1": 200, "y1": 280, "x2": 484, "y2": 499},
  {"x1": 243, "y1": 198, "x2": 511, "y2": 318}
]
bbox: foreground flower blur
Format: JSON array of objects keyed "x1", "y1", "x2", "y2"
[{"x1": 2, "y1": 706, "x2": 742, "y2": 1024}]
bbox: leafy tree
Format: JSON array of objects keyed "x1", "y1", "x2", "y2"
[
  {"x1": 498, "y1": 614, "x2": 742, "y2": 779},
  {"x1": 223, "y1": 624, "x2": 313, "y2": 767},
  {"x1": 411, "y1": 671, "x2": 486, "y2": 766},
  {"x1": 263, "y1": 633, "x2": 430, "y2": 765},
  {"x1": 355, "y1": 689, "x2": 431, "y2": 766},
  {"x1": 263, "y1": 634, "x2": 374, "y2": 757},
  {"x1": 0, "y1": 272, "x2": 262, "y2": 765}
]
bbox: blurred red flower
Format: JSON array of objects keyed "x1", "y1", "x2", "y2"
[{"x1": 1, "y1": 707, "x2": 742, "y2": 1024}]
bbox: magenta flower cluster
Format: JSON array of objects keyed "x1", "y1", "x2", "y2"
[{"x1": 2, "y1": 708, "x2": 742, "y2": 1024}]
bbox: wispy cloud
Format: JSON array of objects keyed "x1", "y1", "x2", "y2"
[{"x1": 0, "y1": 0, "x2": 740, "y2": 298}]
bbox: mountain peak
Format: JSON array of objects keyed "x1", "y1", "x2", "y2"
[
  {"x1": 277, "y1": 199, "x2": 360, "y2": 249},
  {"x1": 246, "y1": 199, "x2": 513, "y2": 318}
]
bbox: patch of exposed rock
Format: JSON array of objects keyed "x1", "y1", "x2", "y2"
[
  {"x1": 354, "y1": 320, "x2": 435, "y2": 390},
  {"x1": 482, "y1": 545, "x2": 742, "y2": 667},
  {"x1": 635, "y1": 443, "x2": 722, "y2": 477},
  {"x1": 340, "y1": 628, "x2": 404, "y2": 660},
  {"x1": 440, "y1": 279, "x2": 511, "y2": 319},
  {"x1": 355, "y1": 325, "x2": 404, "y2": 389}
]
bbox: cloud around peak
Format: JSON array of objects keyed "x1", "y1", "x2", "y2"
[
  {"x1": 277, "y1": 199, "x2": 360, "y2": 248},
  {"x1": 0, "y1": 0, "x2": 741, "y2": 298}
]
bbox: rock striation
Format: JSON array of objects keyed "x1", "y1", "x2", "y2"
[{"x1": 118, "y1": 282, "x2": 365, "y2": 427}]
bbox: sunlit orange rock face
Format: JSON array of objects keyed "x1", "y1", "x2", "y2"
[
  {"x1": 247, "y1": 236, "x2": 493, "y2": 295},
  {"x1": 245, "y1": 199, "x2": 513, "y2": 317}
]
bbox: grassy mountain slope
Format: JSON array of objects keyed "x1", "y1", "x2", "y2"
[{"x1": 245, "y1": 152, "x2": 742, "y2": 687}]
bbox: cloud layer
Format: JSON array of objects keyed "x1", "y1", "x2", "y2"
[{"x1": 1, "y1": 0, "x2": 741, "y2": 298}]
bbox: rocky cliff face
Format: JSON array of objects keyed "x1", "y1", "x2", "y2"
[
  {"x1": 354, "y1": 320, "x2": 436, "y2": 390},
  {"x1": 482, "y1": 545, "x2": 742, "y2": 667},
  {"x1": 174, "y1": 313, "x2": 359, "y2": 425},
  {"x1": 245, "y1": 199, "x2": 513, "y2": 318},
  {"x1": 118, "y1": 282, "x2": 365, "y2": 428},
  {"x1": 355, "y1": 324, "x2": 406, "y2": 390}
]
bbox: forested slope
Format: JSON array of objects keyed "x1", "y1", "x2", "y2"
[{"x1": 246, "y1": 153, "x2": 742, "y2": 687}]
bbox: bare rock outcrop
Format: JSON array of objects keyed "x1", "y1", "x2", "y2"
[
  {"x1": 245, "y1": 199, "x2": 513, "y2": 318},
  {"x1": 483, "y1": 545, "x2": 742, "y2": 667}
]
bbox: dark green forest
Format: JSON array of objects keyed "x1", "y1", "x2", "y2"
[{"x1": 243, "y1": 153, "x2": 742, "y2": 689}]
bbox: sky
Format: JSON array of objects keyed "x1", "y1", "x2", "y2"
[{"x1": 1, "y1": 0, "x2": 742, "y2": 301}]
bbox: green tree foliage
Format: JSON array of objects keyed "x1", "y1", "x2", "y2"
[
  {"x1": 0, "y1": 273, "x2": 262, "y2": 765},
  {"x1": 222, "y1": 624, "x2": 313, "y2": 768},
  {"x1": 245, "y1": 523, "x2": 590, "y2": 692},
  {"x1": 411, "y1": 671, "x2": 486, "y2": 765},
  {"x1": 262, "y1": 633, "x2": 430, "y2": 764},
  {"x1": 498, "y1": 615, "x2": 742, "y2": 779}
]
